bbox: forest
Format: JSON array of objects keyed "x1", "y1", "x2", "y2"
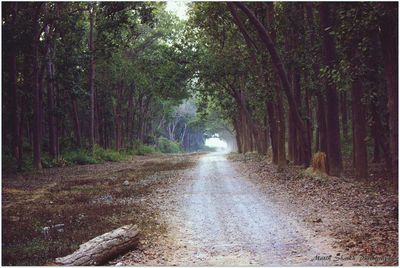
[
  {"x1": 2, "y1": 2, "x2": 398, "y2": 181},
  {"x1": 2, "y1": 1, "x2": 398, "y2": 266},
  {"x1": 2, "y1": 2, "x2": 217, "y2": 173}
]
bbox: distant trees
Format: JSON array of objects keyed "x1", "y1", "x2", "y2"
[{"x1": 188, "y1": 2, "x2": 397, "y2": 183}]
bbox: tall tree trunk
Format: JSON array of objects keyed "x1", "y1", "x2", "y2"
[
  {"x1": 351, "y1": 77, "x2": 368, "y2": 179},
  {"x1": 276, "y1": 90, "x2": 287, "y2": 169},
  {"x1": 316, "y1": 94, "x2": 327, "y2": 153},
  {"x1": 18, "y1": 96, "x2": 25, "y2": 168},
  {"x1": 287, "y1": 66, "x2": 295, "y2": 162},
  {"x1": 115, "y1": 81, "x2": 123, "y2": 150},
  {"x1": 55, "y1": 84, "x2": 61, "y2": 156},
  {"x1": 233, "y1": 116, "x2": 243, "y2": 153},
  {"x1": 371, "y1": 102, "x2": 381, "y2": 163},
  {"x1": 293, "y1": 66, "x2": 303, "y2": 164},
  {"x1": 340, "y1": 91, "x2": 348, "y2": 140},
  {"x1": 379, "y1": 3, "x2": 398, "y2": 185},
  {"x1": 88, "y1": 3, "x2": 96, "y2": 150},
  {"x1": 268, "y1": 4, "x2": 286, "y2": 168},
  {"x1": 94, "y1": 89, "x2": 101, "y2": 145},
  {"x1": 71, "y1": 96, "x2": 82, "y2": 147},
  {"x1": 319, "y1": 3, "x2": 342, "y2": 176},
  {"x1": 32, "y1": 4, "x2": 43, "y2": 170},
  {"x1": 266, "y1": 101, "x2": 278, "y2": 164},
  {"x1": 46, "y1": 25, "x2": 57, "y2": 159},
  {"x1": 303, "y1": 72, "x2": 313, "y2": 158},
  {"x1": 305, "y1": 3, "x2": 327, "y2": 154},
  {"x1": 126, "y1": 85, "x2": 134, "y2": 146},
  {"x1": 9, "y1": 3, "x2": 20, "y2": 163}
]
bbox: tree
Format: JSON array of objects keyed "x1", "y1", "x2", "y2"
[
  {"x1": 88, "y1": 2, "x2": 96, "y2": 150},
  {"x1": 319, "y1": 3, "x2": 343, "y2": 176},
  {"x1": 378, "y1": 2, "x2": 398, "y2": 184}
]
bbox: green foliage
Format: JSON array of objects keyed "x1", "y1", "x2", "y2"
[
  {"x1": 157, "y1": 137, "x2": 182, "y2": 153},
  {"x1": 41, "y1": 154, "x2": 69, "y2": 168},
  {"x1": 92, "y1": 145, "x2": 125, "y2": 162},
  {"x1": 129, "y1": 141, "x2": 160, "y2": 155},
  {"x1": 63, "y1": 150, "x2": 98, "y2": 165},
  {"x1": 2, "y1": 153, "x2": 22, "y2": 173}
]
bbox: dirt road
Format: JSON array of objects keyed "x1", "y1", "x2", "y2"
[{"x1": 119, "y1": 152, "x2": 352, "y2": 266}]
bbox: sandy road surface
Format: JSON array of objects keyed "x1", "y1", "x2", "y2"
[{"x1": 120, "y1": 152, "x2": 353, "y2": 266}]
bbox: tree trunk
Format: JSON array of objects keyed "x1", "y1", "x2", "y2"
[
  {"x1": 32, "y1": 4, "x2": 43, "y2": 170},
  {"x1": 293, "y1": 66, "x2": 303, "y2": 164},
  {"x1": 71, "y1": 96, "x2": 82, "y2": 147},
  {"x1": 287, "y1": 66, "x2": 295, "y2": 162},
  {"x1": 319, "y1": 3, "x2": 342, "y2": 176},
  {"x1": 233, "y1": 116, "x2": 243, "y2": 153},
  {"x1": 371, "y1": 102, "x2": 381, "y2": 163},
  {"x1": 340, "y1": 91, "x2": 348, "y2": 140},
  {"x1": 379, "y1": 2, "x2": 398, "y2": 185},
  {"x1": 180, "y1": 123, "x2": 187, "y2": 144},
  {"x1": 351, "y1": 77, "x2": 368, "y2": 179},
  {"x1": 305, "y1": 3, "x2": 327, "y2": 154},
  {"x1": 316, "y1": 94, "x2": 327, "y2": 153},
  {"x1": 276, "y1": 90, "x2": 287, "y2": 169},
  {"x1": 9, "y1": 3, "x2": 20, "y2": 163},
  {"x1": 266, "y1": 3, "x2": 286, "y2": 168},
  {"x1": 303, "y1": 72, "x2": 313, "y2": 159},
  {"x1": 115, "y1": 81, "x2": 123, "y2": 151},
  {"x1": 55, "y1": 84, "x2": 61, "y2": 157},
  {"x1": 55, "y1": 225, "x2": 139, "y2": 266},
  {"x1": 266, "y1": 101, "x2": 278, "y2": 164},
  {"x1": 88, "y1": 3, "x2": 96, "y2": 150},
  {"x1": 126, "y1": 85, "x2": 134, "y2": 146},
  {"x1": 46, "y1": 25, "x2": 57, "y2": 159}
]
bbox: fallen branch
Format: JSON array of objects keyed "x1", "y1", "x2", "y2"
[{"x1": 55, "y1": 224, "x2": 139, "y2": 266}]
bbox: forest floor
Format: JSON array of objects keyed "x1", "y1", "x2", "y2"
[{"x1": 2, "y1": 152, "x2": 398, "y2": 266}]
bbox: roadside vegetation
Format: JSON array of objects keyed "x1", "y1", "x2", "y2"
[{"x1": 3, "y1": 138, "x2": 190, "y2": 173}]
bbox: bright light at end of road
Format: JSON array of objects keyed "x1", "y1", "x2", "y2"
[
  {"x1": 205, "y1": 137, "x2": 228, "y2": 149},
  {"x1": 165, "y1": 1, "x2": 189, "y2": 20}
]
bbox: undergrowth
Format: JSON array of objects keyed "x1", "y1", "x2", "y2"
[{"x1": 3, "y1": 139, "x2": 190, "y2": 173}]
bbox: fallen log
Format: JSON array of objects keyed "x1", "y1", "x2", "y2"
[{"x1": 55, "y1": 224, "x2": 139, "y2": 266}]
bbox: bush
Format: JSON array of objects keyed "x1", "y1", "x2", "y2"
[
  {"x1": 41, "y1": 154, "x2": 70, "y2": 168},
  {"x1": 63, "y1": 150, "x2": 97, "y2": 165},
  {"x1": 92, "y1": 145, "x2": 124, "y2": 162},
  {"x1": 2, "y1": 152, "x2": 33, "y2": 173},
  {"x1": 129, "y1": 141, "x2": 159, "y2": 155},
  {"x1": 2, "y1": 153, "x2": 18, "y2": 173},
  {"x1": 157, "y1": 137, "x2": 182, "y2": 153}
]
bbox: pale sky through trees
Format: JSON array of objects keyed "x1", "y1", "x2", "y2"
[
  {"x1": 165, "y1": 0, "x2": 189, "y2": 20},
  {"x1": 205, "y1": 136, "x2": 228, "y2": 149}
]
